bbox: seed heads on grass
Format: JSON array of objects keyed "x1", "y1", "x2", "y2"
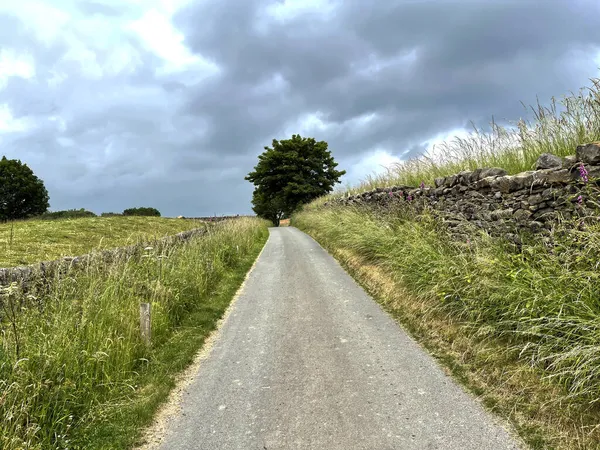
[
  {"x1": 321, "y1": 77, "x2": 600, "y2": 194},
  {"x1": 0, "y1": 282, "x2": 22, "y2": 359}
]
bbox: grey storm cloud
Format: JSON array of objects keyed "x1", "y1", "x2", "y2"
[{"x1": 0, "y1": 0, "x2": 599, "y2": 216}]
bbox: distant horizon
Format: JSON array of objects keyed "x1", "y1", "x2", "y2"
[{"x1": 41, "y1": 208, "x2": 256, "y2": 219}]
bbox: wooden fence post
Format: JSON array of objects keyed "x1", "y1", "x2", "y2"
[{"x1": 140, "y1": 302, "x2": 151, "y2": 345}]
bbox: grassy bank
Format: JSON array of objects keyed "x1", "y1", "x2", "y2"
[
  {"x1": 0, "y1": 216, "x2": 207, "y2": 268},
  {"x1": 293, "y1": 206, "x2": 600, "y2": 448},
  {"x1": 0, "y1": 217, "x2": 270, "y2": 449}
]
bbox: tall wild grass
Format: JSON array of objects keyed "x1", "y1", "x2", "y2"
[
  {"x1": 0, "y1": 217, "x2": 269, "y2": 449},
  {"x1": 331, "y1": 77, "x2": 600, "y2": 197},
  {"x1": 295, "y1": 205, "x2": 600, "y2": 401},
  {"x1": 293, "y1": 205, "x2": 600, "y2": 448}
]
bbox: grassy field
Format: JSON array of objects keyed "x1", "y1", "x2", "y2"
[
  {"x1": 0, "y1": 217, "x2": 270, "y2": 449},
  {"x1": 0, "y1": 216, "x2": 206, "y2": 268},
  {"x1": 293, "y1": 79, "x2": 600, "y2": 449}
]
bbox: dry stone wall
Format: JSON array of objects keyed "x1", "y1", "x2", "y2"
[
  {"x1": 187, "y1": 215, "x2": 253, "y2": 222},
  {"x1": 0, "y1": 227, "x2": 209, "y2": 292},
  {"x1": 327, "y1": 143, "x2": 600, "y2": 243}
]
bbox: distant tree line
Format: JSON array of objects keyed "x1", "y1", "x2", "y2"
[
  {"x1": 28, "y1": 207, "x2": 162, "y2": 221},
  {"x1": 1, "y1": 155, "x2": 162, "y2": 221},
  {"x1": 38, "y1": 208, "x2": 97, "y2": 220},
  {"x1": 38, "y1": 207, "x2": 161, "y2": 220}
]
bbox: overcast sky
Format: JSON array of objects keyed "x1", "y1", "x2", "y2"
[{"x1": 1, "y1": 0, "x2": 599, "y2": 217}]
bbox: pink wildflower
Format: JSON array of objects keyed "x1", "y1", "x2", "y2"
[{"x1": 579, "y1": 164, "x2": 589, "y2": 183}]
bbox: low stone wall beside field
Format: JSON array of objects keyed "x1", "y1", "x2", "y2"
[
  {"x1": 328, "y1": 143, "x2": 600, "y2": 243},
  {"x1": 183, "y1": 215, "x2": 254, "y2": 221},
  {"x1": 0, "y1": 227, "x2": 208, "y2": 291}
]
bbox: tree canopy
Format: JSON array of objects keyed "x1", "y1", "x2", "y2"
[
  {"x1": 0, "y1": 156, "x2": 50, "y2": 221},
  {"x1": 245, "y1": 135, "x2": 345, "y2": 225},
  {"x1": 122, "y1": 207, "x2": 161, "y2": 217}
]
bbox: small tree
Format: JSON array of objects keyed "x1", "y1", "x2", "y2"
[
  {"x1": 0, "y1": 156, "x2": 49, "y2": 222},
  {"x1": 245, "y1": 134, "x2": 345, "y2": 225}
]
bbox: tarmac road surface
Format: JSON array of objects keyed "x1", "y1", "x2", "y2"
[{"x1": 157, "y1": 227, "x2": 522, "y2": 450}]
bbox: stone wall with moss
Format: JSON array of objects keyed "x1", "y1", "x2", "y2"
[{"x1": 328, "y1": 143, "x2": 600, "y2": 243}]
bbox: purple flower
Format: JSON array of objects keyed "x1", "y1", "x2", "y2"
[
  {"x1": 579, "y1": 164, "x2": 589, "y2": 183},
  {"x1": 577, "y1": 195, "x2": 583, "y2": 205},
  {"x1": 388, "y1": 191, "x2": 393, "y2": 196},
  {"x1": 420, "y1": 181, "x2": 425, "y2": 189},
  {"x1": 407, "y1": 194, "x2": 413, "y2": 201}
]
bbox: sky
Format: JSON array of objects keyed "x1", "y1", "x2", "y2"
[{"x1": 1, "y1": 0, "x2": 599, "y2": 217}]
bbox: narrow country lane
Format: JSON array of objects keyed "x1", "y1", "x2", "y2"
[{"x1": 156, "y1": 227, "x2": 522, "y2": 450}]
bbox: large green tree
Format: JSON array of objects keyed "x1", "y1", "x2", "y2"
[
  {"x1": 0, "y1": 156, "x2": 50, "y2": 221},
  {"x1": 245, "y1": 135, "x2": 346, "y2": 225}
]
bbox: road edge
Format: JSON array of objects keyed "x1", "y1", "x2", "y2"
[{"x1": 133, "y1": 230, "x2": 271, "y2": 449}]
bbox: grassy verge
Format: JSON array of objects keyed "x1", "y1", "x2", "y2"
[
  {"x1": 0, "y1": 216, "x2": 207, "y2": 268},
  {"x1": 0, "y1": 217, "x2": 270, "y2": 449},
  {"x1": 293, "y1": 206, "x2": 600, "y2": 449}
]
